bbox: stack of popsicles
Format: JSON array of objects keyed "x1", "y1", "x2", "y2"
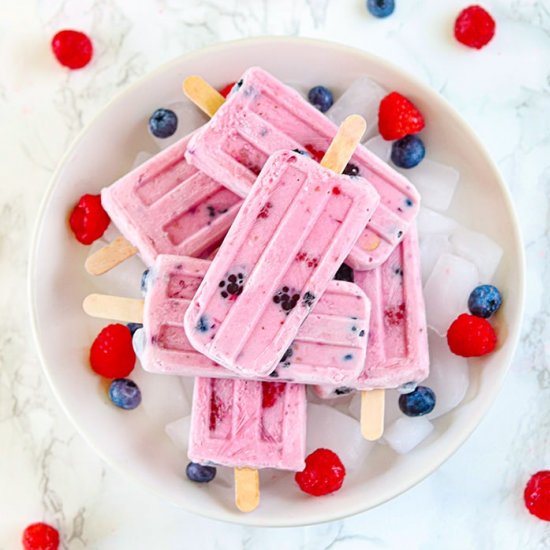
[{"x1": 83, "y1": 67, "x2": 429, "y2": 512}]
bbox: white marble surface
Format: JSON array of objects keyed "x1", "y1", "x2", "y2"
[{"x1": 1, "y1": 0, "x2": 549, "y2": 548}]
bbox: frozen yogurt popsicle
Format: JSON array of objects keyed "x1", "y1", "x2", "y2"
[
  {"x1": 185, "y1": 119, "x2": 380, "y2": 378},
  {"x1": 188, "y1": 377, "x2": 307, "y2": 511},
  {"x1": 83, "y1": 254, "x2": 371, "y2": 385},
  {"x1": 315, "y1": 225, "x2": 429, "y2": 439},
  {"x1": 184, "y1": 67, "x2": 420, "y2": 270}
]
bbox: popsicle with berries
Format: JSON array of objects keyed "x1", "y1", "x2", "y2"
[
  {"x1": 83, "y1": 254, "x2": 371, "y2": 385},
  {"x1": 85, "y1": 81, "x2": 239, "y2": 275},
  {"x1": 188, "y1": 377, "x2": 306, "y2": 512},
  {"x1": 183, "y1": 67, "x2": 419, "y2": 270},
  {"x1": 184, "y1": 116, "x2": 380, "y2": 378},
  {"x1": 315, "y1": 225, "x2": 430, "y2": 440}
]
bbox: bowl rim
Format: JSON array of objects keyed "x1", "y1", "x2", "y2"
[{"x1": 28, "y1": 35, "x2": 526, "y2": 527}]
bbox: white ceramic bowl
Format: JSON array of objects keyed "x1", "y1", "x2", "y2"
[{"x1": 29, "y1": 37, "x2": 525, "y2": 527}]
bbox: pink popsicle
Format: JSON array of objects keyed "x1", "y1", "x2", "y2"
[
  {"x1": 184, "y1": 149, "x2": 380, "y2": 378},
  {"x1": 185, "y1": 67, "x2": 419, "y2": 270}
]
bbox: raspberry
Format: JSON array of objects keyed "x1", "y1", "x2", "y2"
[
  {"x1": 22, "y1": 523, "x2": 60, "y2": 550},
  {"x1": 378, "y1": 92, "x2": 425, "y2": 141},
  {"x1": 51, "y1": 30, "x2": 93, "y2": 69},
  {"x1": 524, "y1": 471, "x2": 550, "y2": 521},
  {"x1": 447, "y1": 313, "x2": 497, "y2": 357},
  {"x1": 295, "y1": 448, "x2": 346, "y2": 496},
  {"x1": 261, "y1": 382, "x2": 286, "y2": 408},
  {"x1": 219, "y1": 82, "x2": 237, "y2": 98},
  {"x1": 89, "y1": 324, "x2": 136, "y2": 378},
  {"x1": 454, "y1": 5, "x2": 496, "y2": 50},
  {"x1": 69, "y1": 194, "x2": 110, "y2": 245}
]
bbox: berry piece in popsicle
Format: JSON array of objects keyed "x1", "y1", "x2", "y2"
[
  {"x1": 69, "y1": 194, "x2": 110, "y2": 245},
  {"x1": 90, "y1": 324, "x2": 136, "y2": 378},
  {"x1": 295, "y1": 448, "x2": 346, "y2": 496}
]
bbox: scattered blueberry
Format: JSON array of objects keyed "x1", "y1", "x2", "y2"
[
  {"x1": 391, "y1": 135, "x2": 425, "y2": 169},
  {"x1": 343, "y1": 162, "x2": 360, "y2": 177},
  {"x1": 334, "y1": 387, "x2": 353, "y2": 396},
  {"x1": 219, "y1": 272, "x2": 244, "y2": 298},
  {"x1": 127, "y1": 322, "x2": 143, "y2": 336},
  {"x1": 468, "y1": 285, "x2": 502, "y2": 318},
  {"x1": 149, "y1": 108, "x2": 178, "y2": 138},
  {"x1": 303, "y1": 291, "x2": 316, "y2": 307},
  {"x1": 109, "y1": 378, "x2": 141, "y2": 410},
  {"x1": 343, "y1": 354, "x2": 353, "y2": 361},
  {"x1": 140, "y1": 269, "x2": 150, "y2": 295},
  {"x1": 279, "y1": 347, "x2": 294, "y2": 367},
  {"x1": 307, "y1": 86, "x2": 334, "y2": 113},
  {"x1": 367, "y1": 0, "x2": 395, "y2": 18},
  {"x1": 398, "y1": 386, "x2": 436, "y2": 416},
  {"x1": 186, "y1": 462, "x2": 217, "y2": 483},
  {"x1": 334, "y1": 263, "x2": 354, "y2": 283}
]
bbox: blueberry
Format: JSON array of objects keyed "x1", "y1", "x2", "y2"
[
  {"x1": 127, "y1": 322, "x2": 143, "y2": 336},
  {"x1": 468, "y1": 285, "x2": 502, "y2": 318},
  {"x1": 307, "y1": 86, "x2": 334, "y2": 113},
  {"x1": 343, "y1": 163, "x2": 360, "y2": 176},
  {"x1": 334, "y1": 263, "x2": 354, "y2": 283},
  {"x1": 140, "y1": 269, "x2": 150, "y2": 295},
  {"x1": 186, "y1": 462, "x2": 216, "y2": 483},
  {"x1": 391, "y1": 135, "x2": 425, "y2": 169},
  {"x1": 149, "y1": 108, "x2": 178, "y2": 138},
  {"x1": 109, "y1": 378, "x2": 141, "y2": 410},
  {"x1": 366, "y1": 0, "x2": 395, "y2": 18},
  {"x1": 398, "y1": 386, "x2": 435, "y2": 416}
]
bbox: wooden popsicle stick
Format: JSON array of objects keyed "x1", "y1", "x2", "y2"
[
  {"x1": 321, "y1": 114, "x2": 366, "y2": 174},
  {"x1": 234, "y1": 467, "x2": 260, "y2": 513},
  {"x1": 85, "y1": 236, "x2": 138, "y2": 276},
  {"x1": 83, "y1": 293, "x2": 144, "y2": 324},
  {"x1": 360, "y1": 389, "x2": 385, "y2": 441},
  {"x1": 182, "y1": 75, "x2": 226, "y2": 118}
]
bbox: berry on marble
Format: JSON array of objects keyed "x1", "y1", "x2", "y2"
[
  {"x1": 279, "y1": 347, "x2": 294, "y2": 367},
  {"x1": 524, "y1": 471, "x2": 550, "y2": 521},
  {"x1": 51, "y1": 30, "x2": 93, "y2": 69},
  {"x1": 22, "y1": 522, "x2": 59, "y2": 550},
  {"x1": 149, "y1": 108, "x2": 178, "y2": 138},
  {"x1": 391, "y1": 135, "x2": 426, "y2": 169},
  {"x1": 295, "y1": 448, "x2": 346, "y2": 496},
  {"x1": 69, "y1": 194, "x2": 110, "y2": 245},
  {"x1": 378, "y1": 92, "x2": 425, "y2": 140},
  {"x1": 307, "y1": 86, "x2": 334, "y2": 113},
  {"x1": 186, "y1": 461, "x2": 217, "y2": 483},
  {"x1": 454, "y1": 5, "x2": 496, "y2": 50},
  {"x1": 90, "y1": 324, "x2": 136, "y2": 378},
  {"x1": 447, "y1": 313, "x2": 497, "y2": 357},
  {"x1": 334, "y1": 263, "x2": 354, "y2": 283},
  {"x1": 334, "y1": 387, "x2": 353, "y2": 396},
  {"x1": 366, "y1": 0, "x2": 395, "y2": 18},
  {"x1": 398, "y1": 386, "x2": 436, "y2": 416},
  {"x1": 108, "y1": 378, "x2": 141, "y2": 410},
  {"x1": 468, "y1": 284, "x2": 502, "y2": 318}
]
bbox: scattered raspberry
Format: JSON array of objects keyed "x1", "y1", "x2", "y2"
[
  {"x1": 89, "y1": 324, "x2": 136, "y2": 378},
  {"x1": 304, "y1": 144, "x2": 325, "y2": 163},
  {"x1": 219, "y1": 82, "x2": 236, "y2": 98},
  {"x1": 22, "y1": 522, "x2": 60, "y2": 550},
  {"x1": 524, "y1": 471, "x2": 550, "y2": 521},
  {"x1": 447, "y1": 313, "x2": 497, "y2": 357},
  {"x1": 378, "y1": 92, "x2": 425, "y2": 140},
  {"x1": 454, "y1": 5, "x2": 496, "y2": 50},
  {"x1": 69, "y1": 194, "x2": 110, "y2": 245},
  {"x1": 261, "y1": 382, "x2": 285, "y2": 408},
  {"x1": 295, "y1": 448, "x2": 346, "y2": 496},
  {"x1": 51, "y1": 30, "x2": 93, "y2": 69}
]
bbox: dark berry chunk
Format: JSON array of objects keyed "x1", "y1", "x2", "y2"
[
  {"x1": 398, "y1": 386, "x2": 436, "y2": 416},
  {"x1": 391, "y1": 135, "x2": 426, "y2": 169},
  {"x1": 335, "y1": 387, "x2": 353, "y2": 395},
  {"x1": 334, "y1": 263, "x2": 354, "y2": 282},
  {"x1": 261, "y1": 382, "x2": 286, "y2": 408},
  {"x1": 149, "y1": 108, "x2": 178, "y2": 138},
  {"x1": 447, "y1": 313, "x2": 497, "y2": 357},
  {"x1": 307, "y1": 86, "x2": 334, "y2": 113},
  {"x1": 126, "y1": 322, "x2": 143, "y2": 336},
  {"x1": 218, "y1": 272, "x2": 245, "y2": 298},
  {"x1": 140, "y1": 269, "x2": 150, "y2": 295},
  {"x1": 366, "y1": 0, "x2": 395, "y2": 18},
  {"x1": 186, "y1": 462, "x2": 216, "y2": 482},
  {"x1": 279, "y1": 347, "x2": 294, "y2": 367},
  {"x1": 343, "y1": 162, "x2": 360, "y2": 176},
  {"x1": 109, "y1": 378, "x2": 141, "y2": 410},
  {"x1": 468, "y1": 285, "x2": 502, "y2": 318}
]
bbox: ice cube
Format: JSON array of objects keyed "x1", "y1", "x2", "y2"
[
  {"x1": 165, "y1": 415, "x2": 191, "y2": 451},
  {"x1": 404, "y1": 160, "x2": 460, "y2": 212},
  {"x1": 416, "y1": 207, "x2": 459, "y2": 236},
  {"x1": 327, "y1": 76, "x2": 387, "y2": 140},
  {"x1": 383, "y1": 416, "x2": 434, "y2": 454},
  {"x1": 307, "y1": 403, "x2": 374, "y2": 471},
  {"x1": 132, "y1": 151, "x2": 153, "y2": 169},
  {"x1": 348, "y1": 390, "x2": 403, "y2": 427},
  {"x1": 364, "y1": 135, "x2": 391, "y2": 162},
  {"x1": 149, "y1": 100, "x2": 209, "y2": 151},
  {"x1": 423, "y1": 253, "x2": 480, "y2": 336},
  {"x1": 450, "y1": 227, "x2": 503, "y2": 282},
  {"x1": 425, "y1": 330, "x2": 469, "y2": 420},
  {"x1": 419, "y1": 233, "x2": 452, "y2": 284}
]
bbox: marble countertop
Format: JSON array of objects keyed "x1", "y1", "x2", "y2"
[{"x1": 1, "y1": 0, "x2": 549, "y2": 548}]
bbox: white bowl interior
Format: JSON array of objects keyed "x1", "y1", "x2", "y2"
[{"x1": 29, "y1": 38, "x2": 524, "y2": 527}]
